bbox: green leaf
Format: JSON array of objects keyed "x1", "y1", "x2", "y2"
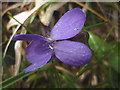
[
  {"x1": 108, "y1": 42, "x2": 120, "y2": 73},
  {"x1": 88, "y1": 32, "x2": 111, "y2": 59},
  {"x1": 88, "y1": 32, "x2": 120, "y2": 73}
]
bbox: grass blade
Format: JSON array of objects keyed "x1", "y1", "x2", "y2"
[
  {"x1": 83, "y1": 21, "x2": 109, "y2": 31},
  {"x1": 1, "y1": 71, "x2": 32, "y2": 89}
]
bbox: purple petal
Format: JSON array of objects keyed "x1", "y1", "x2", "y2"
[
  {"x1": 24, "y1": 60, "x2": 47, "y2": 73},
  {"x1": 47, "y1": 53, "x2": 54, "y2": 63},
  {"x1": 25, "y1": 40, "x2": 53, "y2": 72},
  {"x1": 53, "y1": 40, "x2": 92, "y2": 66},
  {"x1": 13, "y1": 34, "x2": 46, "y2": 41},
  {"x1": 50, "y1": 8, "x2": 86, "y2": 41}
]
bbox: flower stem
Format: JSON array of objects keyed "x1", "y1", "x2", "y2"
[{"x1": 52, "y1": 60, "x2": 61, "y2": 88}]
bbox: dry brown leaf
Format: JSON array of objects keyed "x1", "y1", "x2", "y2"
[
  {"x1": 2, "y1": 3, "x2": 23, "y2": 17},
  {"x1": 7, "y1": 0, "x2": 49, "y2": 30},
  {"x1": 20, "y1": 0, "x2": 31, "y2": 8},
  {"x1": 13, "y1": 28, "x2": 26, "y2": 76},
  {"x1": 14, "y1": 41, "x2": 22, "y2": 76},
  {"x1": 91, "y1": 74, "x2": 98, "y2": 85},
  {"x1": 2, "y1": 2, "x2": 31, "y2": 17},
  {"x1": 35, "y1": 0, "x2": 43, "y2": 7},
  {"x1": 7, "y1": 11, "x2": 30, "y2": 30},
  {"x1": 40, "y1": 2, "x2": 66, "y2": 26}
]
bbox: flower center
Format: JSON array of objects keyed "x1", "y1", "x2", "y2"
[
  {"x1": 47, "y1": 39, "x2": 57, "y2": 50},
  {"x1": 49, "y1": 45, "x2": 53, "y2": 49}
]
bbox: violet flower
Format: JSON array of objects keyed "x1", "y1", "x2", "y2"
[{"x1": 13, "y1": 8, "x2": 92, "y2": 73}]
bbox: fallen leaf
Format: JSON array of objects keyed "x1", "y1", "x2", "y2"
[{"x1": 40, "y1": 2, "x2": 66, "y2": 26}]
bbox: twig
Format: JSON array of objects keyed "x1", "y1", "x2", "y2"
[
  {"x1": 56, "y1": 66, "x2": 74, "y2": 77},
  {"x1": 74, "y1": 1, "x2": 108, "y2": 21}
]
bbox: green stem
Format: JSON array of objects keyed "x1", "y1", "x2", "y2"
[
  {"x1": 83, "y1": 21, "x2": 109, "y2": 31},
  {"x1": 52, "y1": 60, "x2": 61, "y2": 88},
  {"x1": 1, "y1": 70, "x2": 36, "y2": 88},
  {"x1": 104, "y1": 21, "x2": 117, "y2": 41}
]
